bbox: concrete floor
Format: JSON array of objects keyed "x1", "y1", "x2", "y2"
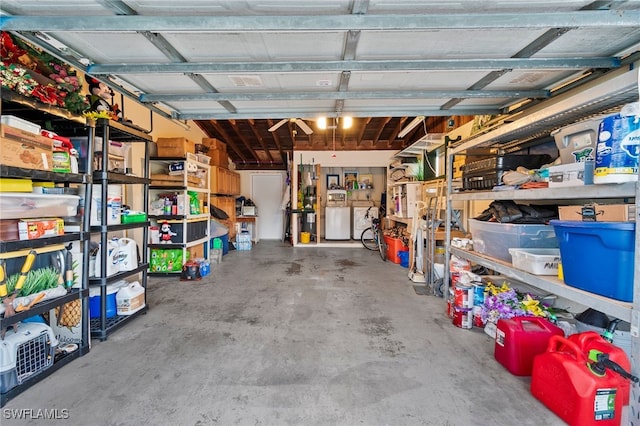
[{"x1": 4, "y1": 241, "x2": 564, "y2": 426}]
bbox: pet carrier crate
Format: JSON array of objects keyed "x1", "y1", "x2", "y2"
[{"x1": 0, "y1": 323, "x2": 58, "y2": 393}]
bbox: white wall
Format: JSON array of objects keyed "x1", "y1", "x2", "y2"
[
  {"x1": 292, "y1": 150, "x2": 398, "y2": 244},
  {"x1": 297, "y1": 150, "x2": 397, "y2": 168}
]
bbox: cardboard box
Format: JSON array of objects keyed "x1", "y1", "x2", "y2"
[
  {"x1": 18, "y1": 218, "x2": 65, "y2": 240},
  {"x1": 202, "y1": 137, "x2": 226, "y2": 152},
  {"x1": 209, "y1": 149, "x2": 229, "y2": 168},
  {"x1": 155, "y1": 137, "x2": 195, "y2": 157},
  {"x1": 0, "y1": 124, "x2": 53, "y2": 170},
  {"x1": 548, "y1": 162, "x2": 593, "y2": 188},
  {"x1": 188, "y1": 244, "x2": 205, "y2": 260},
  {"x1": 558, "y1": 204, "x2": 635, "y2": 222}
]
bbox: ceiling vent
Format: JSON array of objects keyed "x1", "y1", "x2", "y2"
[{"x1": 229, "y1": 75, "x2": 264, "y2": 87}]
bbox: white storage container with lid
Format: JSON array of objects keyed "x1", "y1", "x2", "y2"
[
  {"x1": 0, "y1": 115, "x2": 41, "y2": 135},
  {"x1": 116, "y1": 281, "x2": 145, "y2": 316},
  {"x1": 508, "y1": 248, "x2": 561, "y2": 275}
]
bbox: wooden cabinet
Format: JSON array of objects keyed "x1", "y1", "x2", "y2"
[
  {"x1": 210, "y1": 166, "x2": 240, "y2": 195},
  {"x1": 210, "y1": 195, "x2": 236, "y2": 227}
]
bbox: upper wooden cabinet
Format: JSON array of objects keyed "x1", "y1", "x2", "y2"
[{"x1": 210, "y1": 166, "x2": 240, "y2": 195}]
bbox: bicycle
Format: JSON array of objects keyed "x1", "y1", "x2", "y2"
[{"x1": 360, "y1": 207, "x2": 387, "y2": 261}]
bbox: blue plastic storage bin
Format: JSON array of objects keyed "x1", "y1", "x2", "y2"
[
  {"x1": 550, "y1": 220, "x2": 635, "y2": 302},
  {"x1": 398, "y1": 250, "x2": 410, "y2": 268},
  {"x1": 89, "y1": 284, "x2": 119, "y2": 319},
  {"x1": 210, "y1": 233, "x2": 229, "y2": 255}
]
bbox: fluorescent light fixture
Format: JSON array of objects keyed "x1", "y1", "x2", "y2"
[
  {"x1": 342, "y1": 116, "x2": 353, "y2": 129},
  {"x1": 398, "y1": 116, "x2": 425, "y2": 138},
  {"x1": 317, "y1": 117, "x2": 327, "y2": 130}
]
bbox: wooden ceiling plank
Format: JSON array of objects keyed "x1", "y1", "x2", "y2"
[
  {"x1": 373, "y1": 117, "x2": 391, "y2": 145},
  {"x1": 389, "y1": 117, "x2": 408, "y2": 144},
  {"x1": 356, "y1": 117, "x2": 372, "y2": 147},
  {"x1": 229, "y1": 119, "x2": 261, "y2": 163},
  {"x1": 248, "y1": 119, "x2": 275, "y2": 163},
  {"x1": 209, "y1": 120, "x2": 248, "y2": 162},
  {"x1": 266, "y1": 119, "x2": 288, "y2": 165}
]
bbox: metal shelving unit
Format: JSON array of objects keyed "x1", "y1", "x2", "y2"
[
  {"x1": 444, "y1": 62, "x2": 639, "y2": 412},
  {"x1": 0, "y1": 93, "x2": 92, "y2": 407},
  {"x1": 89, "y1": 119, "x2": 151, "y2": 341}
]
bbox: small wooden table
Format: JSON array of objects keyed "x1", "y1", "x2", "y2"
[{"x1": 236, "y1": 216, "x2": 259, "y2": 243}]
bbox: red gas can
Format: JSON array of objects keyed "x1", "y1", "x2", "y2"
[
  {"x1": 567, "y1": 331, "x2": 631, "y2": 405},
  {"x1": 494, "y1": 316, "x2": 564, "y2": 376},
  {"x1": 532, "y1": 336, "x2": 625, "y2": 426}
]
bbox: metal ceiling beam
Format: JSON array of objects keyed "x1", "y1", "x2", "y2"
[
  {"x1": 139, "y1": 31, "x2": 186, "y2": 62},
  {"x1": 441, "y1": 26, "x2": 576, "y2": 110},
  {"x1": 351, "y1": 0, "x2": 370, "y2": 15},
  {"x1": 96, "y1": 0, "x2": 138, "y2": 15},
  {"x1": 176, "y1": 108, "x2": 500, "y2": 120},
  {"x1": 186, "y1": 73, "x2": 237, "y2": 114},
  {"x1": 87, "y1": 57, "x2": 620, "y2": 74},
  {"x1": 3, "y1": 11, "x2": 639, "y2": 31},
  {"x1": 142, "y1": 89, "x2": 548, "y2": 103},
  {"x1": 138, "y1": 31, "x2": 239, "y2": 114}
]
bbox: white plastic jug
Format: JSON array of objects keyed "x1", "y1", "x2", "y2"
[
  {"x1": 117, "y1": 238, "x2": 138, "y2": 272},
  {"x1": 91, "y1": 184, "x2": 122, "y2": 225},
  {"x1": 116, "y1": 281, "x2": 145, "y2": 315},
  {"x1": 94, "y1": 238, "x2": 120, "y2": 277}
]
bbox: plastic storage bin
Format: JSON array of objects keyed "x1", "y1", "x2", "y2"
[
  {"x1": 551, "y1": 115, "x2": 607, "y2": 163},
  {"x1": 550, "y1": 220, "x2": 635, "y2": 302},
  {"x1": 1, "y1": 115, "x2": 41, "y2": 134},
  {"x1": 468, "y1": 219, "x2": 558, "y2": 262},
  {"x1": 121, "y1": 212, "x2": 147, "y2": 224},
  {"x1": 508, "y1": 248, "x2": 560, "y2": 275},
  {"x1": 383, "y1": 235, "x2": 407, "y2": 264},
  {"x1": 210, "y1": 233, "x2": 229, "y2": 255},
  {"x1": 89, "y1": 283, "x2": 123, "y2": 319},
  {"x1": 398, "y1": 250, "x2": 409, "y2": 267},
  {"x1": 0, "y1": 193, "x2": 80, "y2": 220}
]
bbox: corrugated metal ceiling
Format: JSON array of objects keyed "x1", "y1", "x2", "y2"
[{"x1": 1, "y1": 0, "x2": 639, "y2": 168}]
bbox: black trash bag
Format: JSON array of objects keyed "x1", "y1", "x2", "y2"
[
  {"x1": 575, "y1": 308, "x2": 609, "y2": 329},
  {"x1": 519, "y1": 205, "x2": 557, "y2": 220},
  {"x1": 210, "y1": 204, "x2": 229, "y2": 220},
  {"x1": 489, "y1": 200, "x2": 523, "y2": 223}
]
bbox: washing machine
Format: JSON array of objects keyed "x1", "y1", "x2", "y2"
[
  {"x1": 325, "y1": 190, "x2": 350, "y2": 240},
  {"x1": 352, "y1": 204, "x2": 378, "y2": 239}
]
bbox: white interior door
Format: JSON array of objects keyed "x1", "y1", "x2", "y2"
[{"x1": 251, "y1": 173, "x2": 284, "y2": 240}]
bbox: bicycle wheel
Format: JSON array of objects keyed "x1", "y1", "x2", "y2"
[
  {"x1": 376, "y1": 227, "x2": 387, "y2": 261},
  {"x1": 360, "y1": 227, "x2": 377, "y2": 250}
]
